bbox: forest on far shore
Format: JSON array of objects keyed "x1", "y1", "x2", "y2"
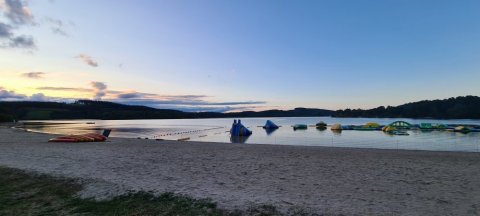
[
  {"x1": 334, "y1": 95, "x2": 480, "y2": 119},
  {"x1": 1, "y1": 95, "x2": 480, "y2": 121}
]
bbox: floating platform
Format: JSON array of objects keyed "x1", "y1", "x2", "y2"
[{"x1": 331, "y1": 122, "x2": 480, "y2": 134}]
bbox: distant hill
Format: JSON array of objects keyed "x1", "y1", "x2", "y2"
[
  {"x1": 223, "y1": 108, "x2": 334, "y2": 118},
  {"x1": 4, "y1": 96, "x2": 478, "y2": 121},
  {"x1": 0, "y1": 100, "x2": 334, "y2": 121},
  {"x1": 334, "y1": 95, "x2": 480, "y2": 119}
]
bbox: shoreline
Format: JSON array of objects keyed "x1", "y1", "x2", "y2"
[
  {"x1": 10, "y1": 118, "x2": 480, "y2": 153},
  {"x1": 0, "y1": 127, "x2": 479, "y2": 215},
  {"x1": 9, "y1": 123, "x2": 480, "y2": 154}
]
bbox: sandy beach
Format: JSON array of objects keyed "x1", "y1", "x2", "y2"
[{"x1": 0, "y1": 127, "x2": 479, "y2": 215}]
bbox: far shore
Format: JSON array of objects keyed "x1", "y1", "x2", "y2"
[{"x1": 0, "y1": 126, "x2": 479, "y2": 215}]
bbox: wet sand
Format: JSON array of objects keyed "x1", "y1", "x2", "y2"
[{"x1": 0, "y1": 127, "x2": 479, "y2": 215}]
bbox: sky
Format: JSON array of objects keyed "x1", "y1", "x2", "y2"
[{"x1": 1, "y1": 0, "x2": 479, "y2": 112}]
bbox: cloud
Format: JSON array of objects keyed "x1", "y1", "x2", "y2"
[
  {"x1": 116, "y1": 92, "x2": 144, "y2": 99},
  {"x1": 76, "y1": 54, "x2": 99, "y2": 67},
  {"x1": 0, "y1": 21, "x2": 35, "y2": 48},
  {"x1": 0, "y1": 1, "x2": 36, "y2": 50},
  {"x1": 91, "y1": 81, "x2": 106, "y2": 100},
  {"x1": 11, "y1": 35, "x2": 33, "y2": 48},
  {"x1": 115, "y1": 92, "x2": 206, "y2": 100},
  {"x1": 29, "y1": 93, "x2": 47, "y2": 101},
  {"x1": 0, "y1": 86, "x2": 266, "y2": 112},
  {"x1": 113, "y1": 98, "x2": 265, "y2": 106},
  {"x1": 142, "y1": 105, "x2": 257, "y2": 113},
  {"x1": 37, "y1": 86, "x2": 92, "y2": 92},
  {"x1": 108, "y1": 89, "x2": 266, "y2": 111},
  {"x1": 91, "y1": 81, "x2": 107, "y2": 90},
  {"x1": 21, "y1": 71, "x2": 45, "y2": 79},
  {"x1": 0, "y1": 22, "x2": 12, "y2": 38},
  {"x1": 108, "y1": 97, "x2": 266, "y2": 112},
  {"x1": 44, "y1": 17, "x2": 68, "y2": 36},
  {"x1": 0, "y1": 86, "x2": 74, "y2": 102},
  {"x1": 0, "y1": 0, "x2": 34, "y2": 25},
  {"x1": 35, "y1": 83, "x2": 267, "y2": 112},
  {"x1": 163, "y1": 95, "x2": 209, "y2": 100},
  {"x1": 0, "y1": 86, "x2": 26, "y2": 100}
]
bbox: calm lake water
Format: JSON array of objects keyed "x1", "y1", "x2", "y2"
[{"x1": 21, "y1": 117, "x2": 480, "y2": 152}]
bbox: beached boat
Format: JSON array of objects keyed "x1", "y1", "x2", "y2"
[{"x1": 48, "y1": 133, "x2": 107, "y2": 142}]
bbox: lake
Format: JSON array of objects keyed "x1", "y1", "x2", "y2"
[{"x1": 20, "y1": 117, "x2": 480, "y2": 152}]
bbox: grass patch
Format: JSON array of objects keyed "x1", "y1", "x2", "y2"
[
  {"x1": 0, "y1": 166, "x2": 304, "y2": 216},
  {"x1": 0, "y1": 167, "x2": 224, "y2": 216}
]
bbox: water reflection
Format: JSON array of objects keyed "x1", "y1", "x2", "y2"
[
  {"x1": 18, "y1": 117, "x2": 480, "y2": 152},
  {"x1": 264, "y1": 127, "x2": 278, "y2": 135},
  {"x1": 331, "y1": 129, "x2": 342, "y2": 135},
  {"x1": 316, "y1": 127, "x2": 327, "y2": 131},
  {"x1": 230, "y1": 135, "x2": 250, "y2": 143}
]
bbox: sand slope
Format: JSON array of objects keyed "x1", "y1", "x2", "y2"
[{"x1": 0, "y1": 127, "x2": 479, "y2": 215}]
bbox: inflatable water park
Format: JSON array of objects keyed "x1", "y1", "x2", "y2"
[
  {"x1": 44, "y1": 119, "x2": 480, "y2": 143},
  {"x1": 291, "y1": 120, "x2": 480, "y2": 135},
  {"x1": 230, "y1": 119, "x2": 480, "y2": 138}
]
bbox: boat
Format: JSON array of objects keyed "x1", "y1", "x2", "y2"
[{"x1": 48, "y1": 133, "x2": 107, "y2": 142}]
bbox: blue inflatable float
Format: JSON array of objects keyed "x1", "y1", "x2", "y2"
[
  {"x1": 230, "y1": 119, "x2": 252, "y2": 136},
  {"x1": 263, "y1": 120, "x2": 279, "y2": 129}
]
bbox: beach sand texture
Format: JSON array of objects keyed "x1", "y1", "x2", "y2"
[{"x1": 0, "y1": 127, "x2": 479, "y2": 215}]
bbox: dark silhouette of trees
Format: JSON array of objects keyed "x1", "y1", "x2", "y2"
[
  {"x1": 334, "y1": 96, "x2": 480, "y2": 119},
  {"x1": 0, "y1": 100, "x2": 333, "y2": 121},
  {"x1": 2, "y1": 96, "x2": 478, "y2": 121}
]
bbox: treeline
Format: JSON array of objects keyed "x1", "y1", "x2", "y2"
[
  {"x1": 0, "y1": 100, "x2": 188, "y2": 121},
  {"x1": 2, "y1": 96, "x2": 479, "y2": 121},
  {"x1": 0, "y1": 100, "x2": 333, "y2": 121},
  {"x1": 334, "y1": 95, "x2": 480, "y2": 119},
  {"x1": 223, "y1": 107, "x2": 334, "y2": 118}
]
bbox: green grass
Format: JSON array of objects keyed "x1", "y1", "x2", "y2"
[{"x1": 0, "y1": 167, "x2": 297, "y2": 216}]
